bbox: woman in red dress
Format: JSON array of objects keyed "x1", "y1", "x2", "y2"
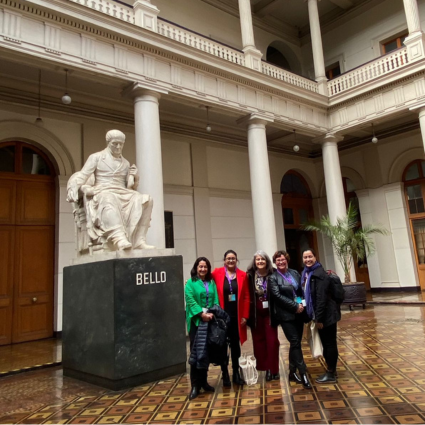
[{"x1": 212, "y1": 250, "x2": 250, "y2": 386}]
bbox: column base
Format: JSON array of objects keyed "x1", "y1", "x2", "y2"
[
  {"x1": 404, "y1": 31, "x2": 425, "y2": 62},
  {"x1": 243, "y1": 47, "x2": 263, "y2": 72},
  {"x1": 315, "y1": 76, "x2": 328, "y2": 96},
  {"x1": 134, "y1": 0, "x2": 159, "y2": 31}
]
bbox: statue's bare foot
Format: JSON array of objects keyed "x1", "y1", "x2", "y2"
[
  {"x1": 117, "y1": 240, "x2": 132, "y2": 250},
  {"x1": 135, "y1": 241, "x2": 155, "y2": 249}
]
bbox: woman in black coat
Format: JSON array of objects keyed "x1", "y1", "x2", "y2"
[
  {"x1": 269, "y1": 250, "x2": 312, "y2": 389},
  {"x1": 302, "y1": 248, "x2": 341, "y2": 384}
]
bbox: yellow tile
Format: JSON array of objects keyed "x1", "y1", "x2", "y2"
[
  {"x1": 240, "y1": 398, "x2": 261, "y2": 406},
  {"x1": 267, "y1": 404, "x2": 289, "y2": 412},
  {"x1": 148, "y1": 390, "x2": 168, "y2": 396},
  {"x1": 297, "y1": 412, "x2": 322, "y2": 421},
  {"x1": 400, "y1": 368, "x2": 419, "y2": 373},
  {"x1": 356, "y1": 407, "x2": 383, "y2": 416},
  {"x1": 393, "y1": 415, "x2": 424, "y2": 424},
  {"x1": 344, "y1": 391, "x2": 368, "y2": 398},
  {"x1": 354, "y1": 371, "x2": 374, "y2": 376},
  {"x1": 167, "y1": 396, "x2": 187, "y2": 402},
  {"x1": 28, "y1": 413, "x2": 52, "y2": 420},
  {"x1": 322, "y1": 400, "x2": 346, "y2": 409},
  {"x1": 187, "y1": 402, "x2": 209, "y2": 409},
  {"x1": 414, "y1": 379, "x2": 425, "y2": 385},
  {"x1": 96, "y1": 416, "x2": 123, "y2": 424},
  {"x1": 100, "y1": 395, "x2": 121, "y2": 400},
  {"x1": 43, "y1": 421, "x2": 67, "y2": 424},
  {"x1": 81, "y1": 409, "x2": 106, "y2": 416},
  {"x1": 398, "y1": 387, "x2": 422, "y2": 394},
  {"x1": 266, "y1": 389, "x2": 285, "y2": 396},
  {"x1": 210, "y1": 408, "x2": 234, "y2": 417},
  {"x1": 153, "y1": 412, "x2": 179, "y2": 421},
  {"x1": 293, "y1": 394, "x2": 315, "y2": 402}
]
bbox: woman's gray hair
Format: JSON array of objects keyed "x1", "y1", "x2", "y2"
[{"x1": 246, "y1": 250, "x2": 274, "y2": 275}]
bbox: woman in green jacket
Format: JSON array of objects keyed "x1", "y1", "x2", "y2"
[{"x1": 185, "y1": 256, "x2": 220, "y2": 400}]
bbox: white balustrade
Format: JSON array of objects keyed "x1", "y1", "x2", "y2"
[
  {"x1": 328, "y1": 48, "x2": 409, "y2": 96},
  {"x1": 157, "y1": 19, "x2": 245, "y2": 66},
  {"x1": 262, "y1": 62, "x2": 319, "y2": 93},
  {"x1": 68, "y1": 0, "x2": 134, "y2": 23}
]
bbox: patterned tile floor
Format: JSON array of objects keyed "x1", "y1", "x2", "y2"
[{"x1": 1, "y1": 303, "x2": 425, "y2": 424}]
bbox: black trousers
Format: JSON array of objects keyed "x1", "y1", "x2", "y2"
[
  {"x1": 221, "y1": 316, "x2": 241, "y2": 372},
  {"x1": 318, "y1": 322, "x2": 338, "y2": 372},
  {"x1": 189, "y1": 325, "x2": 208, "y2": 388},
  {"x1": 280, "y1": 319, "x2": 307, "y2": 374}
]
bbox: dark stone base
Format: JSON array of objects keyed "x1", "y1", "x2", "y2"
[
  {"x1": 370, "y1": 286, "x2": 421, "y2": 292},
  {"x1": 64, "y1": 363, "x2": 186, "y2": 391},
  {"x1": 63, "y1": 255, "x2": 186, "y2": 390}
]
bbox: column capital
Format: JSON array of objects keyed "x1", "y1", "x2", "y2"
[
  {"x1": 236, "y1": 113, "x2": 274, "y2": 127},
  {"x1": 409, "y1": 103, "x2": 425, "y2": 114},
  {"x1": 313, "y1": 132, "x2": 344, "y2": 145},
  {"x1": 122, "y1": 82, "x2": 168, "y2": 100}
]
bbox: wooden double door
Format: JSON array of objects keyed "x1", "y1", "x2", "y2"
[{"x1": 0, "y1": 143, "x2": 55, "y2": 345}]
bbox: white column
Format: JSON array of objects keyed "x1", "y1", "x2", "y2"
[
  {"x1": 409, "y1": 105, "x2": 425, "y2": 153},
  {"x1": 320, "y1": 133, "x2": 355, "y2": 281},
  {"x1": 126, "y1": 84, "x2": 168, "y2": 249},
  {"x1": 419, "y1": 108, "x2": 425, "y2": 153},
  {"x1": 237, "y1": 0, "x2": 263, "y2": 71},
  {"x1": 402, "y1": 0, "x2": 425, "y2": 61},
  {"x1": 307, "y1": 0, "x2": 328, "y2": 95},
  {"x1": 243, "y1": 115, "x2": 277, "y2": 257}
]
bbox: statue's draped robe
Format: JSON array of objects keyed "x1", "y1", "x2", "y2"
[{"x1": 69, "y1": 149, "x2": 151, "y2": 247}]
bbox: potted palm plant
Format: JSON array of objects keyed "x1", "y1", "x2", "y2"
[{"x1": 303, "y1": 201, "x2": 389, "y2": 309}]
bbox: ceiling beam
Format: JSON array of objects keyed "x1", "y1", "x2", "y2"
[
  {"x1": 253, "y1": 0, "x2": 281, "y2": 18},
  {"x1": 329, "y1": 0, "x2": 354, "y2": 10}
]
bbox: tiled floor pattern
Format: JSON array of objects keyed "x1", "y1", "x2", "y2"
[
  {"x1": 1, "y1": 305, "x2": 425, "y2": 424},
  {"x1": 0, "y1": 339, "x2": 62, "y2": 377}
]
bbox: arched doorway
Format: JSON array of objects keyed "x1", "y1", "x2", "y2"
[
  {"x1": 0, "y1": 141, "x2": 56, "y2": 345},
  {"x1": 403, "y1": 160, "x2": 425, "y2": 290},
  {"x1": 343, "y1": 177, "x2": 371, "y2": 289},
  {"x1": 281, "y1": 171, "x2": 317, "y2": 272}
]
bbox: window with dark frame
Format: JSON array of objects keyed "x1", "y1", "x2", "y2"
[
  {"x1": 381, "y1": 32, "x2": 408, "y2": 54},
  {"x1": 325, "y1": 62, "x2": 341, "y2": 80},
  {"x1": 164, "y1": 211, "x2": 174, "y2": 249}
]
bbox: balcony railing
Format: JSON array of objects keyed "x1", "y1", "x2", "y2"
[
  {"x1": 157, "y1": 18, "x2": 245, "y2": 66},
  {"x1": 262, "y1": 61, "x2": 318, "y2": 93},
  {"x1": 68, "y1": 0, "x2": 133, "y2": 22},
  {"x1": 328, "y1": 48, "x2": 409, "y2": 96}
]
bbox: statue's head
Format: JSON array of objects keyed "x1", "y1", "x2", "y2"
[{"x1": 106, "y1": 130, "x2": 125, "y2": 157}]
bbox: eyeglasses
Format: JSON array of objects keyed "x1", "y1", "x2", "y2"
[
  {"x1": 275, "y1": 259, "x2": 286, "y2": 263},
  {"x1": 225, "y1": 258, "x2": 237, "y2": 262}
]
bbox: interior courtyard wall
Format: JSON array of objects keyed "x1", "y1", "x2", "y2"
[{"x1": 301, "y1": 0, "x2": 416, "y2": 76}]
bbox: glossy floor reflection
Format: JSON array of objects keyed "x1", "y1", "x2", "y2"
[
  {"x1": 0, "y1": 339, "x2": 62, "y2": 376},
  {"x1": 1, "y1": 304, "x2": 425, "y2": 424}
]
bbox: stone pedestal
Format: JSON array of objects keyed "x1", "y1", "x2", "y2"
[{"x1": 63, "y1": 255, "x2": 186, "y2": 390}]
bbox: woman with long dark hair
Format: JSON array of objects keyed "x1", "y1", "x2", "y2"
[
  {"x1": 301, "y1": 248, "x2": 341, "y2": 384},
  {"x1": 247, "y1": 250, "x2": 280, "y2": 381},
  {"x1": 185, "y1": 257, "x2": 219, "y2": 400},
  {"x1": 212, "y1": 250, "x2": 250, "y2": 386}
]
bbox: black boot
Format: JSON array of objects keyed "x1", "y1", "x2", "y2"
[
  {"x1": 301, "y1": 373, "x2": 312, "y2": 389},
  {"x1": 272, "y1": 373, "x2": 280, "y2": 380},
  {"x1": 222, "y1": 368, "x2": 231, "y2": 387},
  {"x1": 202, "y1": 382, "x2": 215, "y2": 392},
  {"x1": 265, "y1": 370, "x2": 272, "y2": 381},
  {"x1": 315, "y1": 371, "x2": 336, "y2": 384},
  {"x1": 233, "y1": 369, "x2": 244, "y2": 385},
  {"x1": 189, "y1": 387, "x2": 199, "y2": 400},
  {"x1": 288, "y1": 371, "x2": 302, "y2": 384}
]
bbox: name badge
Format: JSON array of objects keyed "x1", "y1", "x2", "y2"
[
  {"x1": 202, "y1": 308, "x2": 208, "y2": 313},
  {"x1": 228, "y1": 294, "x2": 236, "y2": 302},
  {"x1": 302, "y1": 299, "x2": 306, "y2": 307},
  {"x1": 262, "y1": 301, "x2": 269, "y2": 309},
  {"x1": 295, "y1": 296, "x2": 302, "y2": 304}
]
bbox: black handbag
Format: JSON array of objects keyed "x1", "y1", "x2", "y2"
[{"x1": 208, "y1": 316, "x2": 227, "y2": 347}]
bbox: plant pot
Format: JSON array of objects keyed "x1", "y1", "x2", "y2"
[{"x1": 343, "y1": 282, "x2": 367, "y2": 310}]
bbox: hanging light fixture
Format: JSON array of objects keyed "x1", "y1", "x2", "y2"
[
  {"x1": 371, "y1": 123, "x2": 378, "y2": 144},
  {"x1": 293, "y1": 129, "x2": 300, "y2": 152},
  {"x1": 205, "y1": 106, "x2": 211, "y2": 132},
  {"x1": 61, "y1": 69, "x2": 72, "y2": 105},
  {"x1": 35, "y1": 69, "x2": 44, "y2": 127}
]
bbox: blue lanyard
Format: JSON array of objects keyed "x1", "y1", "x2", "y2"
[
  {"x1": 203, "y1": 281, "x2": 209, "y2": 307},
  {"x1": 225, "y1": 268, "x2": 237, "y2": 294}
]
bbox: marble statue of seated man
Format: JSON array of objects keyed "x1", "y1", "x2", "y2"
[{"x1": 66, "y1": 129, "x2": 154, "y2": 251}]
